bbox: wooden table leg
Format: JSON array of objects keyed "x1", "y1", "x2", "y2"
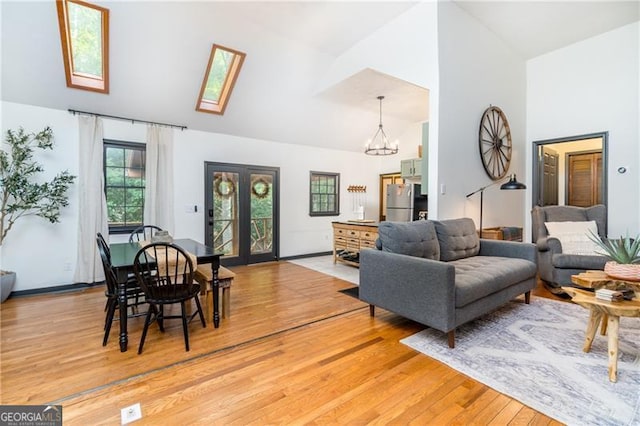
[
  {"x1": 583, "y1": 308, "x2": 603, "y2": 353},
  {"x1": 222, "y1": 287, "x2": 230, "y2": 318},
  {"x1": 211, "y1": 260, "x2": 220, "y2": 328},
  {"x1": 607, "y1": 315, "x2": 620, "y2": 383},
  {"x1": 600, "y1": 314, "x2": 608, "y2": 335},
  {"x1": 115, "y1": 271, "x2": 129, "y2": 352},
  {"x1": 206, "y1": 287, "x2": 213, "y2": 324}
]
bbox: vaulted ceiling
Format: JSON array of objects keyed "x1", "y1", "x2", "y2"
[{"x1": 1, "y1": 1, "x2": 638, "y2": 153}]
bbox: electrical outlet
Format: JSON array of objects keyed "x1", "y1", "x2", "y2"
[
  {"x1": 121, "y1": 403, "x2": 142, "y2": 424},
  {"x1": 63, "y1": 262, "x2": 72, "y2": 271}
]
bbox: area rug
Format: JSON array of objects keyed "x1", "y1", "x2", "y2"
[
  {"x1": 400, "y1": 298, "x2": 640, "y2": 426},
  {"x1": 288, "y1": 255, "x2": 359, "y2": 285}
]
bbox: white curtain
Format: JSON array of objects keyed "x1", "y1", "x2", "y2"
[
  {"x1": 144, "y1": 125, "x2": 174, "y2": 235},
  {"x1": 74, "y1": 116, "x2": 109, "y2": 283}
]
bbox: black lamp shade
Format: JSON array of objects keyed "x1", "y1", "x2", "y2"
[{"x1": 500, "y1": 174, "x2": 526, "y2": 190}]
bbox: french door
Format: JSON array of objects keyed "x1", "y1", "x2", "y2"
[{"x1": 205, "y1": 162, "x2": 279, "y2": 266}]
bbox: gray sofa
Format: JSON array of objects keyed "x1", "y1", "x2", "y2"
[
  {"x1": 531, "y1": 204, "x2": 608, "y2": 292},
  {"x1": 359, "y1": 218, "x2": 537, "y2": 348}
]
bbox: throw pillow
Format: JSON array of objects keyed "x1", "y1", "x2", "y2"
[
  {"x1": 433, "y1": 218, "x2": 480, "y2": 261},
  {"x1": 544, "y1": 220, "x2": 602, "y2": 255},
  {"x1": 377, "y1": 221, "x2": 440, "y2": 260}
]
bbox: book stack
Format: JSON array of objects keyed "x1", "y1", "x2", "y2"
[{"x1": 595, "y1": 288, "x2": 624, "y2": 302}]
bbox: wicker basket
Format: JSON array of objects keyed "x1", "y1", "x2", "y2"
[{"x1": 604, "y1": 261, "x2": 640, "y2": 282}]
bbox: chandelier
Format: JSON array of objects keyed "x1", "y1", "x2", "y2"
[{"x1": 365, "y1": 95, "x2": 398, "y2": 156}]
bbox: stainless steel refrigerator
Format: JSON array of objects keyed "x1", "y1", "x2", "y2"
[{"x1": 386, "y1": 183, "x2": 428, "y2": 222}]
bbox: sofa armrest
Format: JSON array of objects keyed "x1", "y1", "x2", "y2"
[
  {"x1": 535, "y1": 236, "x2": 562, "y2": 253},
  {"x1": 479, "y1": 239, "x2": 537, "y2": 264},
  {"x1": 359, "y1": 248, "x2": 456, "y2": 332}
]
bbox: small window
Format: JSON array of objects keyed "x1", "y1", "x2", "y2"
[
  {"x1": 104, "y1": 140, "x2": 145, "y2": 232},
  {"x1": 56, "y1": 0, "x2": 109, "y2": 93},
  {"x1": 309, "y1": 172, "x2": 340, "y2": 216},
  {"x1": 196, "y1": 44, "x2": 246, "y2": 115}
]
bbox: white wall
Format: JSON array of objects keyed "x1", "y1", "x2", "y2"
[
  {"x1": 436, "y1": 2, "x2": 527, "y2": 229},
  {"x1": 1, "y1": 101, "x2": 382, "y2": 291},
  {"x1": 0, "y1": 103, "x2": 79, "y2": 290},
  {"x1": 171, "y1": 127, "x2": 382, "y2": 256},
  {"x1": 318, "y1": 1, "x2": 440, "y2": 204},
  {"x1": 526, "y1": 22, "x2": 640, "y2": 237}
]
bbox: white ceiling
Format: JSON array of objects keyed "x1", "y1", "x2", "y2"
[
  {"x1": 319, "y1": 69, "x2": 430, "y2": 122},
  {"x1": 1, "y1": 1, "x2": 638, "y2": 153},
  {"x1": 228, "y1": 1, "x2": 640, "y2": 61},
  {"x1": 225, "y1": 1, "x2": 418, "y2": 57},
  {"x1": 454, "y1": 1, "x2": 640, "y2": 59}
]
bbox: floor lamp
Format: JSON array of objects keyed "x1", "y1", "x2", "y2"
[{"x1": 465, "y1": 174, "x2": 526, "y2": 238}]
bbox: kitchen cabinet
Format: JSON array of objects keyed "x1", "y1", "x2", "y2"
[{"x1": 401, "y1": 158, "x2": 422, "y2": 178}]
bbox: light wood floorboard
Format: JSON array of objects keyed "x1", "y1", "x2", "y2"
[{"x1": 1, "y1": 261, "x2": 563, "y2": 425}]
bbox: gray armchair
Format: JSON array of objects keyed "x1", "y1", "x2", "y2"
[{"x1": 531, "y1": 204, "x2": 608, "y2": 294}]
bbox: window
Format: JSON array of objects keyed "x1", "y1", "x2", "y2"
[
  {"x1": 196, "y1": 44, "x2": 246, "y2": 115},
  {"x1": 309, "y1": 172, "x2": 340, "y2": 216},
  {"x1": 56, "y1": 0, "x2": 109, "y2": 93},
  {"x1": 104, "y1": 140, "x2": 145, "y2": 232}
]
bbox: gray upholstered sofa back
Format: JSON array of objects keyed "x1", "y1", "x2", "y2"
[
  {"x1": 433, "y1": 218, "x2": 480, "y2": 261},
  {"x1": 376, "y1": 218, "x2": 480, "y2": 262},
  {"x1": 531, "y1": 204, "x2": 607, "y2": 243},
  {"x1": 377, "y1": 220, "x2": 440, "y2": 260}
]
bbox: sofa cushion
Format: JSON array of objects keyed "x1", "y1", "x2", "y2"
[
  {"x1": 544, "y1": 220, "x2": 601, "y2": 255},
  {"x1": 377, "y1": 221, "x2": 440, "y2": 260},
  {"x1": 433, "y1": 218, "x2": 479, "y2": 261},
  {"x1": 552, "y1": 253, "x2": 608, "y2": 269},
  {"x1": 451, "y1": 256, "x2": 538, "y2": 307}
]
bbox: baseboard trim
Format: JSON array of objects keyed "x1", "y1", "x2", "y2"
[
  {"x1": 279, "y1": 251, "x2": 332, "y2": 261},
  {"x1": 10, "y1": 281, "x2": 104, "y2": 298}
]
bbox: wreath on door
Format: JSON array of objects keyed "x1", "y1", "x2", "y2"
[
  {"x1": 251, "y1": 177, "x2": 270, "y2": 199},
  {"x1": 214, "y1": 176, "x2": 236, "y2": 198}
]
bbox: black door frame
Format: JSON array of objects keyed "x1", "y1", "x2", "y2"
[
  {"x1": 204, "y1": 162, "x2": 280, "y2": 266},
  {"x1": 532, "y1": 131, "x2": 608, "y2": 210}
]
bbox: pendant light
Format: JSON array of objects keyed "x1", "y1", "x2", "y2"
[{"x1": 365, "y1": 96, "x2": 399, "y2": 156}]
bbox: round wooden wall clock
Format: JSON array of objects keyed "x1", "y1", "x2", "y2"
[{"x1": 478, "y1": 105, "x2": 512, "y2": 180}]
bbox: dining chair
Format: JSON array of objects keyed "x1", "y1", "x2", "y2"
[
  {"x1": 133, "y1": 242, "x2": 206, "y2": 354},
  {"x1": 96, "y1": 233, "x2": 146, "y2": 346},
  {"x1": 128, "y1": 225, "x2": 163, "y2": 243}
]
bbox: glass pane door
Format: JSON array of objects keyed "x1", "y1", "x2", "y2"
[
  {"x1": 212, "y1": 171, "x2": 240, "y2": 259},
  {"x1": 249, "y1": 173, "x2": 273, "y2": 256},
  {"x1": 206, "y1": 163, "x2": 279, "y2": 266}
]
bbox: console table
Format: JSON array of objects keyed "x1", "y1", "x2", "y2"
[{"x1": 332, "y1": 221, "x2": 379, "y2": 267}]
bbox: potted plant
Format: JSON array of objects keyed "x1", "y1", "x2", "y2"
[
  {"x1": 589, "y1": 231, "x2": 640, "y2": 281},
  {"x1": 0, "y1": 126, "x2": 76, "y2": 302}
]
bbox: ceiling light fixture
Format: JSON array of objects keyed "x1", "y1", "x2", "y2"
[{"x1": 365, "y1": 95, "x2": 398, "y2": 156}]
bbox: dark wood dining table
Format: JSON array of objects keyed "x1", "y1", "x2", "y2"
[{"x1": 109, "y1": 238, "x2": 222, "y2": 352}]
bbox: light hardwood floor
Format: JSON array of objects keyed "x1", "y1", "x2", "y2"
[{"x1": 0, "y1": 261, "x2": 563, "y2": 425}]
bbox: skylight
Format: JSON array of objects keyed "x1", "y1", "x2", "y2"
[
  {"x1": 196, "y1": 44, "x2": 246, "y2": 115},
  {"x1": 56, "y1": 0, "x2": 109, "y2": 93}
]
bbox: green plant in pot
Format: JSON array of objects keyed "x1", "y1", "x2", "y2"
[
  {"x1": 0, "y1": 126, "x2": 76, "y2": 302},
  {"x1": 588, "y1": 231, "x2": 640, "y2": 281}
]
